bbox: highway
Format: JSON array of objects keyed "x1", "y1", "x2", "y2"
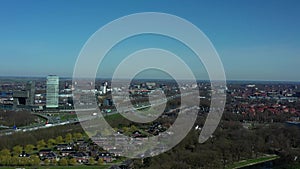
[{"x1": 0, "y1": 91, "x2": 198, "y2": 136}]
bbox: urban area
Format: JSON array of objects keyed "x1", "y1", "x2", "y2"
[{"x1": 0, "y1": 76, "x2": 299, "y2": 168}]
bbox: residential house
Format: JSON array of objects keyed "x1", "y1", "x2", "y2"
[
  {"x1": 98, "y1": 152, "x2": 113, "y2": 163},
  {"x1": 56, "y1": 144, "x2": 72, "y2": 151},
  {"x1": 60, "y1": 149, "x2": 75, "y2": 157},
  {"x1": 70, "y1": 152, "x2": 89, "y2": 164},
  {"x1": 39, "y1": 149, "x2": 52, "y2": 157}
]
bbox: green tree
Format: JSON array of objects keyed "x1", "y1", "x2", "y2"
[
  {"x1": 12, "y1": 145, "x2": 23, "y2": 156},
  {"x1": 97, "y1": 158, "x2": 104, "y2": 165},
  {"x1": 10, "y1": 156, "x2": 19, "y2": 166},
  {"x1": 101, "y1": 128, "x2": 112, "y2": 136},
  {"x1": 68, "y1": 158, "x2": 77, "y2": 165},
  {"x1": 0, "y1": 149, "x2": 11, "y2": 166},
  {"x1": 65, "y1": 133, "x2": 73, "y2": 143},
  {"x1": 24, "y1": 144, "x2": 35, "y2": 154},
  {"x1": 55, "y1": 136, "x2": 63, "y2": 144},
  {"x1": 122, "y1": 126, "x2": 130, "y2": 134},
  {"x1": 0, "y1": 149, "x2": 11, "y2": 156},
  {"x1": 29, "y1": 155, "x2": 40, "y2": 166},
  {"x1": 44, "y1": 159, "x2": 50, "y2": 166},
  {"x1": 37, "y1": 139, "x2": 46, "y2": 150},
  {"x1": 73, "y1": 133, "x2": 83, "y2": 140},
  {"x1": 89, "y1": 157, "x2": 95, "y2": 165},
  {"x1": 18, "y1": 157, "x2": 29, "y2": 166},
  {"x1": 50, "y1": 158, "x2": 58, "y2": 166},
  {"x1": 129, "y1": 125, "x2": 138, "y2": 133},
  {"x1": 0, "y1": 155, "x2": 11, "y2": 166},
  {"x1": 47, "y1": 138, "x2": 56, "y2": 148},
  {"x1": 59, "y1": 158, "x2": 68, "y2": 166}
]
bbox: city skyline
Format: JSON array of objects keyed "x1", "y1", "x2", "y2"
[{"x1": 0, "y1": 0, "x2": 299, "y2": 81}]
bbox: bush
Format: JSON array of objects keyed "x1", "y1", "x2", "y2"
[{"x1": 59, "y1": 158, "x2": 68, "y2": 166}]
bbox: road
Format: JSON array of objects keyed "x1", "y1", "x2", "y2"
[{"x1": 0, "y1": 90, "x2": 198, "y2": 136}]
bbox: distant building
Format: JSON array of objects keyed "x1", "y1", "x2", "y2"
[
  {"x1": 46, "y1": 75, "x2": 59, "y2": 108},
  {"x1": 25, "y1": 81, "x2": 35, "y2": 106},
  {"x1": 13, "y1": 81, "x2": 35, "y2": 108},
  {"x1": 146, "y1": 82, "x2": 156, "y2": 90},
  {"x1": 101, "y1": 82, "x2": 108, "y2": 94}
]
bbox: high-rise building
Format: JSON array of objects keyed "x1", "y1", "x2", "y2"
[
  {"x1": 25, "y1": 81, "x2": 35, "y2": 106},
  {"x1": 46, "y1": 75, "x2": 59, "y2": 108}
]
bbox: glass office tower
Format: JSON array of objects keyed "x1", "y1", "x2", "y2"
[{"x1": 46, "y1": 75, "x2": 59, "y2": 108}]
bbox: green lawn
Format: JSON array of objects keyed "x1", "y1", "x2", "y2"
[
  {"x1": 54, "y1": 113, "x2": 78, "y2": 121},
  {"x1": 226, "y1": 154, "x2": 279, "y2": 169},
  {"x1": 104, "y1": 113, "x2": 122, "y2": 120}
]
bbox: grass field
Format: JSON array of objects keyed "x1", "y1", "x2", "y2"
[
  {"x1": 226, "y1": 154, "x2": 279, "y2": 169},
  {"x1": 104, "y1": 113, "x2": 122, "y2": 120}
]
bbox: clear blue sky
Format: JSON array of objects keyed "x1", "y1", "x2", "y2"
[{"x1": 0, "y1": 0, "x2": 299, "y2": 81}]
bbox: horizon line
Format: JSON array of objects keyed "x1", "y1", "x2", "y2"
[{"x1": 0, "y1": 75, "x2": 299, "y2": 83}]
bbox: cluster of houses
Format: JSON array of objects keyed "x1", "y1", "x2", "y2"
[
  {"x1": 232, "y1": 102, "x2": 299, "y2": 116},
  {"x1": 35, "y1": 131, "x2": 170, "y2": 167},
  {"x1": 92, "y1": 127, "x2": 173, "y2": 158},
  {"x1": 227, "y1": 84, "x2": 300, "y2": 116},
  {"x1": 38, "y1": 139, "x2": 115, "y2": 164}
]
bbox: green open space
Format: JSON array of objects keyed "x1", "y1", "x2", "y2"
[
  {"x1": 104, "y1": 113, "x2": 122, "y2": 121},
  {"x1": 226, "y1": 154, "x2": 279, "y2": 169}
]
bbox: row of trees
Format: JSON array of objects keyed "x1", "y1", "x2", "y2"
[
  {"x1": 0, "y1": 154, "x2": 104, "y2": 166},
  {"x1": 0, "y1": 132, "x2": 84, "y2": 166},
  {"x1": 36, "y1": 132, "x2": 83, "y2": 150},
  {"x1": 0, "y1": 123, "x2": 84, "y2": 150},
  {"x1": 0, "y1": 153, "x2": 40, "y2": 166}
]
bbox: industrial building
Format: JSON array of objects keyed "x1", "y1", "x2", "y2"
[{"x1": 12, "y1": 81, "x2": 35, "y2": 109}]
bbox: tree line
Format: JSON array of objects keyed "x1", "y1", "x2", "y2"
[{"x1": 133, "y1": 112, "x2": 300, "y2": 169}]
